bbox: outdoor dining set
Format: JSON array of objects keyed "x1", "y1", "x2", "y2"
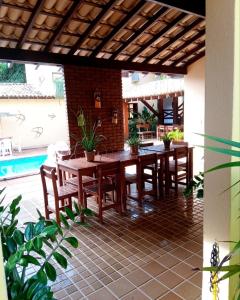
[{"x1": 40, "y1": 143, "x2": 193, "y2": 225}]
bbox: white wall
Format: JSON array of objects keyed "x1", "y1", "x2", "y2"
[
  {"x1": 203, "y1": 0, "x2": 239, "y2": 299},
  {"x1": 0, "y1": 98, "x2": 69, "y2": 149},
  {"x1": 184, "y1": 57, "x2": 205, "y2": 174}
]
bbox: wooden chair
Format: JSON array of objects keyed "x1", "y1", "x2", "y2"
[
  {"x1": 125, "y1": 153, "x2": 158, "y2": 202},
  {"x1": 82, "y1": 161, "x2": 121, "y2": 223},
  {"x1": 167, "y1": 146, "x2": 189, "y2": 195},
  {"x1": 56, "y1": 154, "x2": 96, "y2": 188},
  {"x1": 40, "y1": 165, "x2": 78, "y2": 224}
]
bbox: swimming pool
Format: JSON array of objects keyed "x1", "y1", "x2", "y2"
[{"x1": 0, "y1": 154, "x2": 48, "y2": 178}]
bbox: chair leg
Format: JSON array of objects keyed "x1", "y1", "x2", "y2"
[
  {"x1": 68, "y1": 197, "x2": 72, "y2": 210},
  {"x1": 43, "y1": 195, "x2": 50, "y2": 219},
  {"x1": 98, "y1": 196, "x2": 103, "y2": 224},
  {"x1": 55, "y1": 201, "x2": 60, "y2": 225}
]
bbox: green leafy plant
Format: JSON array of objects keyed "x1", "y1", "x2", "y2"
[
  {"x1": 126, "y1": 134, "x2": 141, "y2": 146},
  {"x1": 184, "y1": 172, "x2": 204, "y2": 198},
  {"x1": 169, "y1": 129, "x2": 184, "y2": 141},
  {"x1": 189, "y1": 134, "x2": 240, "y2": 296},
  {"x1": 0, "y1": 188, "x2": 93, "y2": 300},
  {"x1": 76, "y1": 110, "x2": 105, "y2": 152},
  {"x1": 162, "y1": 132, "x2": 174, "y2": 141}
]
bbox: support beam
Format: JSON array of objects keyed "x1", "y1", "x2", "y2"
[
  {"x1": 172, "y1": 41, "x2": 205, "y2": 66},
  {"x1": 90, "y1": 1, "x2": 145, "y2": 58},
  {"x1": 147, "y1": 0, "x2": 205, "y2": 18},
  {"x1": 185, "y1": 51, "x2": 205, "y2": 67},
  {"x1": 111, "y1": 7, "x2": 169, "y2": 60},
  {"x1": 0, "y1": 48, "x2": 187, "y2": 74},
  {"x1": 16, "y1": 0, "x2": 45, "y2": 49},
  {"x1": 145, "y1": 18, "x2": 203, "y2": 63},
  {"x1": 68, "y1": 0, "x2": 117, "y2": 55},
  {"x1": 45, "y1": 0, "x2": 84, "y2": 52},
  {"x1": 128, "y1": 12, "x2": 187, "y2": 61},
  {"x1": 159, "y1": 28, "x2": 205, "y2": 64},
  {"x1": 139, "y1": 99, "x2": 160, "y2": 118}
]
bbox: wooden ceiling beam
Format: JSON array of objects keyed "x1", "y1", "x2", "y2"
[
  {"x1": 16, "y1": 0, "x2": 45, "y2": 49},
  {"x1": 90, "y1": 1, "x2": 145, "y2": 58},
  {"x1": 185, "y1": 51, "x2": 205, "y2": 66},
  {"x1": 127, "y1": 12, "x2": 187, "y2": 62},
  {"x1": 145, "y1": 18, "x2": 203, "y2": 63},
  {"x1": 147, "y1": 0, "x2": 205, "y2": 18},
  {"x1": 68, "y1": 0, "x2": 117, "y2": 55},
  {"x1": 0, "y1": 3, "x2": 94, "y2": 26},
  {"x1": 44, "y1": 0, "x2": 84, "y2": 52},
  {"x1": 110, "y1": 7, "x2": 168, "y2": 60},
  {"x1": 0, "y1": 48, "x2": 187, "y2": 74},
  {"x1": 172, "y1": 41, "x2": 205, "y2": 66},
  {"x1": 159, "y1": 28, "x2": 205, "y2": 64}
]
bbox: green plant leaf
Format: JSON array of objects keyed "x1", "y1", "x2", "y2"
[
  {"x1": 53, "y1": 252, "x2": 67, "y2": 269},
  {"x1": 60, "y1": 213, "x2": 70, "y2": 229},
  {"x1": 6, "y1": 237, "x2": 17, "y2": 253},
  {"x1": 82, "y1": 208, "x2": 94, "y2": 216},
  {"x1": 196, "y1": 133, "x2": 240, "y2": 148},
  {"x1": 33, "y1": 237, "x2": 43, "y2": 251},
  {"x1": 25, "y1": 223, "x2": 35, "y2": 241},
  {"x1": 206, "y1": 161, "x2": 240, "y2": 173},
  {"x1": 64, "y1": 236, "x2": 78, "y2": 248},
  {"x1": 24, "y1": 255, "x2": 40, "y2": 266},
  {"x1": 13, "y1": 229, "x2": 24, "y2": 245},
  {"x1": 197, "y1": 145, "x2": 240, "y2": 158},
  {"x1": 59, "y1": 245, "x2": 72, "y2": 258},
  {"x1": 42, "y1": 225, "x2": 57, "y2": 237},
  {"x1": 37, "y1": 269, "x2": 48, "y2": 285},
  {"x1": 65, "y1": 207, "x2": 75, "y2": 221},
  {"x1": 73, "y1": 201, "x2": 80, "y2": 215},
  {"x1": 6, "y1": 220, "x2": 18, "y2": 236},
  {"x1": 44, "y1": 262, "x2": 57, "y2": 281},
  {"x1": 34, "y1": 220, "x2": 45, "y2": 235},
  {"x1": 9, "y1": 195, "x2": 22, "y2": 213}
]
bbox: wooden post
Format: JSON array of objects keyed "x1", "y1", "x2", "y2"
[
  {"x1": 172, "y1": 96, "x2": 178, "y2": 124},
  {"x1": 158, "y1": 97, "x2": 164, "y2": 124}
]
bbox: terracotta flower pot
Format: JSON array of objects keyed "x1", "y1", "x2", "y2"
[
  {"x1": 163, "y1": 140, "x2": 171, "y2": 150},
  {"x1": 84, "y1": 151, "x2": 95, "y2": 162},
  {"x1": 130, "y1": 145, "x2": 139, "y2": 155}
]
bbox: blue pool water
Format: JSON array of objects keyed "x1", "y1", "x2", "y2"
[{"x1": 0, "y1": 155, "x2": 47, "y2": 178}]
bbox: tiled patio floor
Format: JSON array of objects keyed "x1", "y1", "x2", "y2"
[{"x1": 2, "y1": 174, "x2": 203, "y2": 300}]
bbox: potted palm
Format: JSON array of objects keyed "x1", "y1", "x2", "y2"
[
  {"x1": 126, "y1": 134, "x2": 141, "y2": 155},
  {"x1": 77, "y1": 110, "x2": 104, "y2": 162},
  {"x1": 162, "y1": 132, "x2": 173, "y2": 150}
]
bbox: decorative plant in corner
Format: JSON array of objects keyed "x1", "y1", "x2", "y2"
[
  {"x1": 184, "y1": 134, "x2": 240, "y2": 297},
  {"x1": 0, "y1": 188, "x2": 93, "y2": 300}
]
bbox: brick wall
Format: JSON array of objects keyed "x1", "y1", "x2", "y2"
[{"x1": 64, "y1": 65, "x2": 124, "y2": 153}]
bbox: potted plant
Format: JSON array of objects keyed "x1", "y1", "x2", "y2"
[
  {"x1": 0, "y1": 188, "x2": 93, "y2": 300},
  {"x1": 77, "y1": 110, "x2": 105, "y2": 161},
  {"x1": 170, "y1": 129, "x2": 184, "y2": 143},
  {"x1": 162, "y1": 132, "x2": 173, "y2": 150},
  {"x1": 126, "y1": 135, "x2": 141, "y2": 155}
]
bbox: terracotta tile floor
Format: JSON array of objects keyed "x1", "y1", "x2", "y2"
[{"x1": 2, "y1": 174, "x2": 203, "y2": 300}]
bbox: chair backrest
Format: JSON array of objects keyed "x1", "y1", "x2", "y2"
[
  {"x1": 136, "y1": 123, "x2": 150, "y2": 131},
  {"x1": 40, "y1": 165, "x2": 58, "y2": 199},
  {"x1": 139, "y1": 153, "x2": 157, "y2": 169},
  {"x1": 173, "y1": 147, "x2": 189, "y2": 171},
  {"x1": 96, "y1": 161, "x2": 120, "y2": 178},
  {"x1": 96, "y1": 161, "x2": 121, "y2": 193},
  {"x1": 139, "y1": 142, "x2": 154, "y2": 148}
]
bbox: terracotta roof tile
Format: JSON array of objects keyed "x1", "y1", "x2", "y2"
[{"x1": 0, "y1": 83, "x2": 55, "y2": 98}]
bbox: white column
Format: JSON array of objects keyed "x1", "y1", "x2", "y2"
[{"x1": 204, "y1": 0, "x2": 240, "y2": 299}]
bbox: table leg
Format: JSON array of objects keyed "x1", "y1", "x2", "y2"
[
  {"x1": 120, "y1": 165, "x2": 127, "y2": 213},
  {"x1": 164, "y1": 153, "x2": 170, "y2": 195},
  {"x1": 77, "y1": 171, "x2": 84, "y2": 222},
  {"x1": 188, "y1": 148, "x2": 193, "y2": 184}
]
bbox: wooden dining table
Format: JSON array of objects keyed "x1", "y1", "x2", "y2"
[{"x1": 57, "y1": 145, "x2": 193, "y2": 214}]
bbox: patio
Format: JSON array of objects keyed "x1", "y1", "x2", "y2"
[{"x1": 3, "y1": 174, "x2": 202, "y2": 300}]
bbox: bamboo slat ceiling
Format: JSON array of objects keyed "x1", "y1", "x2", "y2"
[{"x1": 0, "y1": 0, "x2": 206, "y2": 74}]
